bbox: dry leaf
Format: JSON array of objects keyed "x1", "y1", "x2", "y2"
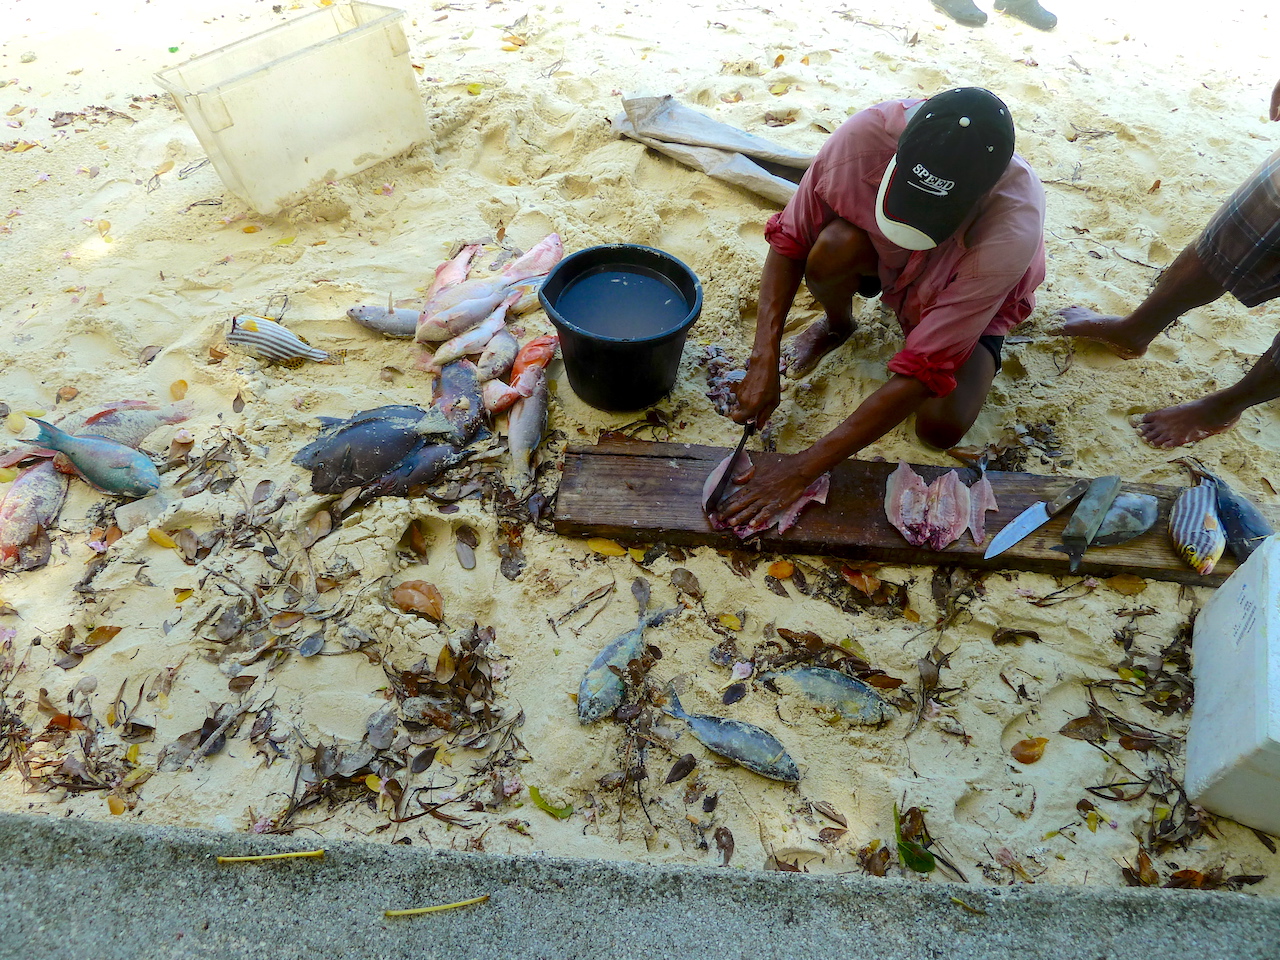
[
  {"x1": 1010, "y1": 737, "x2": 1048, "y2": 764},
  {"x1": 56, "y1": 386, "x2": 79, "y2": 402},
  {"x1": 139, "y1": 345, "x2": 161, "y2": 364},
  {"x1": 392, "y1": 580, "x2": 444, "y2": 620},
  {"x1": 148, "y1": 529, "x2": 177, "y2": 549},
  {"x1": 154, "y1": 160, "x2": 174, "y2": 175},
  {"x1": 269, "y1": 611, "x2": 304, "y2": 632},
  {"x1": 85, "y1": 625, "x2": 122, "y2": 646},
  {"x1": 767, "y1": 560, "x2": 794, "y2": 579},
  {"x1": 1148, "y1": 179, "x2": 1161, "y2": 194},
  {"x1": 772, "y1": 54, "x2": 784, "y2": 68},
  {"x1": 1106, "y1": 574, "x2": 1147, "y2": 596},
  {"x1": 170, "y1": 379, "x2": 188, "y2": 400},
  {"x1": 297, "y1": 511, "x2": 332, "y2": 549},
  {"x1": 718, "y1": 613, "x2": 742, "y2": 631},
  {"x1": 587, "y1": 537, "x2": 626, "y2": 557}
]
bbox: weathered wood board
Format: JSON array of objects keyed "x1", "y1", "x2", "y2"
[{"x1": 553, "y1": 439, "x2": 1280, "y2": 588}]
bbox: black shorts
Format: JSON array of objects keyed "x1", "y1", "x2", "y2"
[{"x1": 977, "y1": 334, "x2": 1004, "y2": 372}]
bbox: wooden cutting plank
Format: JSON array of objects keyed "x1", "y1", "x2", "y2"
[{"x1": 552, "y1": 439, "x2": 1280, "y2": 587}]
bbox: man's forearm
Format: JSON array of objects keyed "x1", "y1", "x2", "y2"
[
  {"x1": 796, "y1": 374, "x2": 934, "y2": 478},
  {"x1": 751, "y1": 248, "x2": 806, "y2": 366}
]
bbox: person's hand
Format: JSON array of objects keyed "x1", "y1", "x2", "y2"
[
  {"x1": 1271, "y1": 78, "x2": 1280, "y2": 121},
  {"x1": 729, "y1": 356, "x2": 780, "y2": 428},
  {"x1": 716, "y1": 452, "x2": 815, "y2": 529}
]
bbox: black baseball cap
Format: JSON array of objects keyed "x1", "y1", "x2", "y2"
[{"x1": 876, "y1": 88, "x2": 1016, "y2": 250}]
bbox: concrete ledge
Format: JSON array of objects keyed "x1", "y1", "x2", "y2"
[{"x1": 1, "y1": 812, "x2": 1277, "y2": 959}]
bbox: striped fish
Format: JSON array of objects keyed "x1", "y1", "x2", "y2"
[
  {"x1": 1169, "y1": 477, "x2": 1226, "y2": 575},
  {"x1": 227, "y1": 316, "x2": 345, "y2": 367}
]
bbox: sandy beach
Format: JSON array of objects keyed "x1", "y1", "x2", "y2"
[{"x1": 3, "y1": 0, "x2": 1280, "y2": 892}]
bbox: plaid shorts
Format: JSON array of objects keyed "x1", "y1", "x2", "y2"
[{"x1": 1196, "y1": 144, "x2": 1280, "y2": 308}]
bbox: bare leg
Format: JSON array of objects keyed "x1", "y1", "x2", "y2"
[
  {"x1": 781, "y1": 218, "x2": 878, "y2": 379},
  {"x1": 1056, "y1": 244, "x2": 1225, "y2": 358},
  {"x1": 914, "y1": 342, "x2": 999, "y2": 450},
  {"x1": 1137, "y1": 333, "x2": 1280, "y2": 448}
]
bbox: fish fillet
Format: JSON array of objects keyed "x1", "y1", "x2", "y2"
[
  {"x1": 967, "y1": 475, "x2": 999, "y2": 545},
  {"x1": 884, "y1": 460, "x2": 930, "y2": 546},
  {"x1": 924, "y1": 470, "x2": 970, "y2": 551}
]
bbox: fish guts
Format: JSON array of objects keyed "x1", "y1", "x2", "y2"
[{"x1": 1169, "y1": 473, "x2": 1226, "y2": 576}]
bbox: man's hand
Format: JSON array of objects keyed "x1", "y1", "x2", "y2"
[
  {"x1": 729, "y1": 357, "x2": 780, "y2": 427},
  {"x1": 716, "y1": 451, "x2": 816, "y2": 529},
  {"x1": 1271, "y1": 78, "x2": 1280, "y2": 122}
]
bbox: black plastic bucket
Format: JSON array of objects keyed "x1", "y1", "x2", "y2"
[{"x1": 539, "y1": 243, "x2": 703, "y2": 411}]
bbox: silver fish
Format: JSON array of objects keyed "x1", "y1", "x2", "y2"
[
  {"x1": 477, "y1": 327, "x2": 520, "y2": 382},
  {"x1": 664, "y1": 686, "x2": 800, "y2": 783},
  {"x1": 29, "y1": 419, "x2": 160, "y2": 498},
  {"x1": 0, "y1": 461, "x2": 70, "y2": 570},
  {"x1": 506, "y1": 366, "x2": 548, "y2": 490},
  {"x1": 228, "y1": 315, "x2": 345, "y2": 367},
  {"x1": 578, "y1": 607, "x2": 680, "y2": 724},
  {"x1": 1169, "y1": 473, "x2": 1225, "y2": 576},
  {"x1": 759, "y1": 667, "x2": 891, "y2": 725},
  {"x1": 345, "y1": 304, "x2": 421, "y2": 338}
]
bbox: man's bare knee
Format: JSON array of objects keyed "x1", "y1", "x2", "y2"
[
  {"x1": 806, "y1": 219, "x2": 875, "y2": 289},
  {"x1": 914, "y1": 418, "x2": 966, "y2": 451}
]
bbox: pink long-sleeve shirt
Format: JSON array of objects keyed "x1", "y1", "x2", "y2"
[{"x1": 765, "y1": 99, "x2": 1047, "y2": 397}]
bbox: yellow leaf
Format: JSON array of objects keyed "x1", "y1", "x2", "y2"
[
  {"x1": 503, "y1": 34, "x2": 527, "y2": 46},
  {"x1": 242, "y1": 225, "x2": 261, "y2": 233},
  {"x1": 586, "y1": 538, "x2": 626, "y2": 557},
  {"x1": 628, "y1": 547, "x2": 647, "y2": 562},
  {"x1": 768, "y1": 560, "x2": 794, "y2": 579},
  {"x1": 365, "y1": 774, "x2": 382, "y2": 792},
  {"x1": 501, "y1": 43, "x2": 520, "y2": 51},
  {"x1": 106, "y1": 708, "x2": 116, "y2": 726},
  {"x1": 770, "y1": 82, "x2": 790, "y2": 96},
  {"x1": 0, "y1": 467, "x2": 16, "y2": 483},
  {"x1": 154, "y1": 160, "x2": 174, "y2": 175},
  {"x1": 801, "y1": 55, "x2": 810, "y2": 65},
  {"x1": 126, "y1": 744, "x2": 140, "y2": 764},
  {"x1": 1086, "y1": 810, "x2": 1099, "y2": 832},
  {"x1": 5, "y1": 105, "x2": 23, "y2": 117},
  {"x1": 170, "y1": 380, "x2": 188, "y2": 400},
  {"x1": 1106, "y1": 574, "x2": 1147, "y2": 596},
  {"x1": 149, "y1": 529, "x2": 178, "y2": 549},
  {"x1": 174, "y1": 588, "x2": 193, "y2": 603},
  {"x1": 466, "y1": 83, "x2": 483, "y2": 96},
  {"x1": 719, "y1": 613, "x2": 742, "y2": 631},
  {"x1": 22, "y1": 408, "x2": 45, "y2": 417},
  {"x1": 12, "y1": 140, "x2": 37, "y2": 152},
  {"x1": 773, "y1": 54, "x2": 784, "y2": 68},
  {"x1": 96, "y1": 220, "x2": 110, "y2": 236},
  {"x1": 5, "y1": 413, "x2": 26, "y2": 434},
  {"x1": 107, "y1": 796, "x2": 126, "y2": 815},
  {"x1": 272, "y1": 236, "x2": 296, "y2": 246}
]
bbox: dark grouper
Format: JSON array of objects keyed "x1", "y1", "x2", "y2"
[
  {"x1": 664, "y1": 687, "x2": 800, "y2": 783},
  {"x1": 294, "y1": 407, "x2": 433, "y2": 494}
]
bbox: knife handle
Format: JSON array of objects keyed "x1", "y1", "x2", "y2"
[{"x1": 1046, "y1": 478, "x2": 1092, "y2": 517}]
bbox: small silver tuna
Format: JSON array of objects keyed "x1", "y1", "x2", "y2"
[
  {"x1": 28, "y1": 419, "x2": 160, "y2": 499},
  {"x1": 759, "y1": 666, "x2": 891, "y2": 725},
  {"x1": 664, "y1": 686, "x2": 800, "y2": 783},
  {"x1": 578, "y1": 607, "x2": 680, "y2": 724}
]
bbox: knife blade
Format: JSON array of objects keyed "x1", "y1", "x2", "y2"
[
  {"x1": 708, "y1": 423, "x2": 756, "y2": 514},
  {"x1": 983, "y1": 478, "x2": 1092, "y2": 560},
  {"x1": 1056, "y1": 475, "x2": 1123, "y2": 572}
]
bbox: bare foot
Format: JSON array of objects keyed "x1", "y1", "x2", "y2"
[
  {"x1": 780, "y1": 317, "x2": 853, "y2": 380},
  {"x1": 1136, "y1": 398, "x2": 1240, "y2": 449},
  {"x1": 1054, "y1": 306, "x2": 1151, "y2": 360}
]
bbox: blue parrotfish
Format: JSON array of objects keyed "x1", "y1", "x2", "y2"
[{"x1": 28, "y1": 420, "x2": 160, "y2": 498}]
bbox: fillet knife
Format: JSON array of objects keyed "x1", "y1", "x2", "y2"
[
  {"x1": 1054, "y1": 475, "x2": 1123, "y2": 572},
  {"x1": 709, "y1": 423, "x2": 756, "y2": 514},
  {"x1": 983, "y1": 478, "x2": 1092, "y2": 560}
]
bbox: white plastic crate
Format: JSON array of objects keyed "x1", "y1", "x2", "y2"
[
  {"x1": 1186, "y1": 534, "x2": 1280, "y2": 834},
  {"x1": 155, "y1": 3, "x2": 428, "y2": 214}
]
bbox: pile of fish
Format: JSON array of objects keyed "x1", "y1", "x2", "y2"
[
  {"x1": 294, "y1": 235, "x2": 567, "y2": 498},
  {"x1": 884, "y1": 460, "x2": 998, "y2": 550},
  {"x1": 1169, "y1": 457, "x2": 1273, "y2": 575},
  {"x1": 700, "y1": 453, "x2": 830, "y2": 538},
  {"x1": 0, "y1": 400, "x2": 190, "y2": 570}
]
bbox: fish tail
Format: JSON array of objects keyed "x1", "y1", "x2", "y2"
[
  {"x1": 29, "y1": 419, "x2": 64, "y2": 449},
  {"x1": 323, "y1": 348, "x2": 347, "y2": 365},
  {"x1": 663, "y1": 684, "x2": 687, "y2": 720}
]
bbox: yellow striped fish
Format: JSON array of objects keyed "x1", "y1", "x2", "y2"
[
  {"x1": 227, "y1": 316, "x2": 345, "y2": 368},
  {"x1": 1169, "y1": 475, "x2": 1226, "y2": 575}
]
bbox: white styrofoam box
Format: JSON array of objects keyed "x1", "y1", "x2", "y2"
[
  {"x1": 1186, "y1": 534, "x2": 1280, "y2": 834},
  {"x1": 155, "y1": 3, "x2": 428, "y2": 215}
]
